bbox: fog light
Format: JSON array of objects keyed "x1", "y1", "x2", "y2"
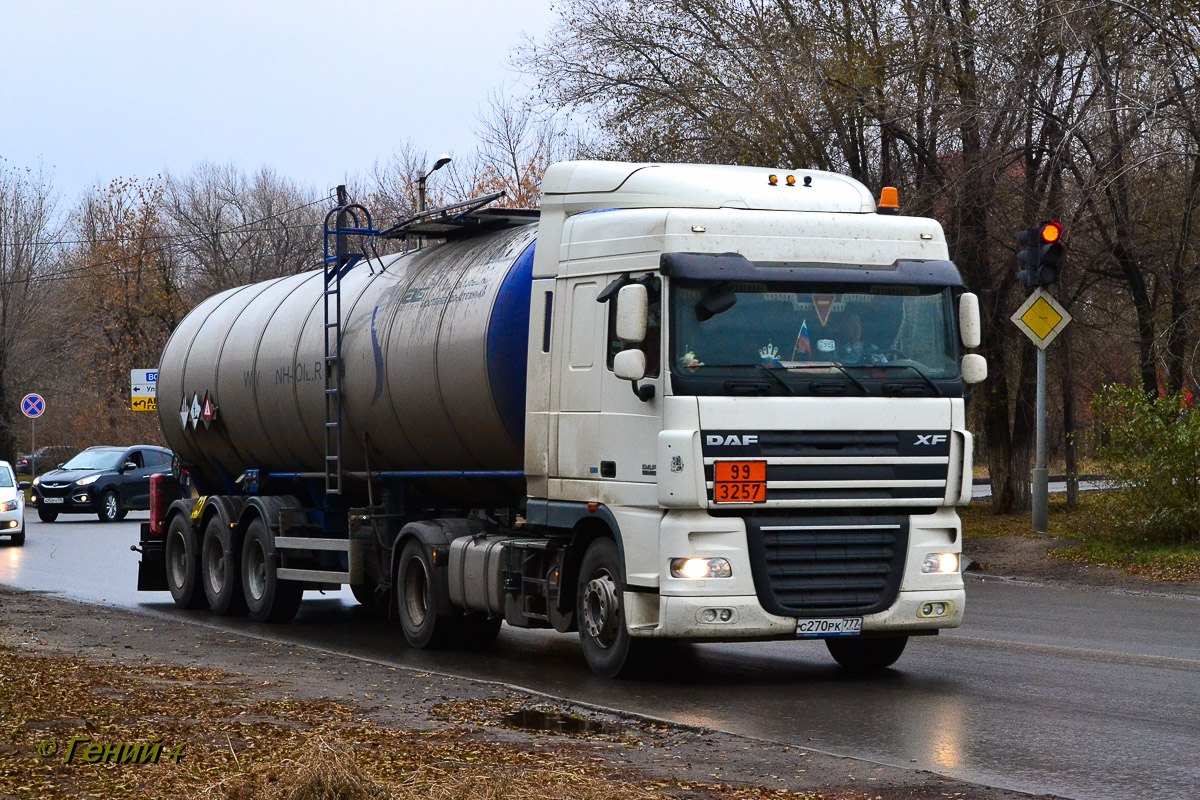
[
  {"x1": 917, "y1": 600, "x2": 955, "y2": 619},
  {"x1": 74, "y1": 494, "x2": 90, "y2": 504},
  {"x1": 670, "y1": 557, "x2": 732, "y2": 579},
  {"x1": 698, "y1": 608, "x2": 735, "y2": 624},
  {"x1": 922, "y1": 552, "x2": 959, "y2": 574},
  {"x1": 5, "y1": 521, "x2": 16, "y2": 529}
]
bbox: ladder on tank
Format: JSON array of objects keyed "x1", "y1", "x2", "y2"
[{"x1": 321, "y1": 186, "x2": 377, "y2": 497}]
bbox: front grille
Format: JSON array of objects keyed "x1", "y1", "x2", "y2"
[
  {"x1": 744, "y1": 515, "x2": 908, "y2": 617},
  {"x1": 702, "y1": 429, "x2": 951, "y2": 507}
]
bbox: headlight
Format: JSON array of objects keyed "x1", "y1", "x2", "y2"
[
  {"x1": 0, "y1": 500, "x2": 17, "y2": 512},
  {"x1": 670, "y1": 557, "x2": 732, "y2": 579},
  {"x1": 75, "y1": 474, "x2": 100, "y2": 486},
  {"x1": 922, "y1": 552, "x2": 960, "y2": 574},
  {"x1": 32, "y1": 476, "x2": 40, "y2": 486}
]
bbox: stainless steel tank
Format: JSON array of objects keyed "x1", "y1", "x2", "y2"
[{"x1": 157, "y1": 224, "x2": 537, "y2": 502}]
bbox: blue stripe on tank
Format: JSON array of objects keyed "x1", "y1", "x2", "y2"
[{"x1": 486, "y1": 240, "x2": 535, "y2": 447}]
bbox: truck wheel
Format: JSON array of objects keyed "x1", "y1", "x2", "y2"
[
  {"x1": 350, "y1": 581, "x2": 381, "y2": 609},
  {"x1": 165, "y1": 514, "x2": 207, "y2": 609},
  {"x1": 37, "y1": 507, "x2": 58, "y2": 523},
  {"x1": 201, "y1": 516, "x2": 246, "y2": 616},
  {"x1": 396, "y1": 539, "x2": 461, "y2": 648},
  {"x1": 577, "y1": 537, "x2": 646, "y2": 678},
  {"x1": 241, "y1": 518, "x2": 303, "y2": 623},
  {"x1": 98, "y1": 490, "x2": 122, "y2": 523},
  {"x1": 826, "y1": 636, "x2": 908, "y2": 672}
]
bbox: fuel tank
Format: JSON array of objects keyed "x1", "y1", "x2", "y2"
[{"x1": 157, "y1": 224, "x2": 537, "y2": 502}]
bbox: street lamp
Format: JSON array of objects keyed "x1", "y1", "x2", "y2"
[{"x1": 417, "y1": 154, "x2": 452, "y2": 213}]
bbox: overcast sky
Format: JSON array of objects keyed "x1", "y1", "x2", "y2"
[{"x1": 1, "y1": 0, "x2": 559, "y2": 202}]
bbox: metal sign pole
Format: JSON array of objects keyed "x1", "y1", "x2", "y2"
[
  {"x1": 30, "y1": 419, "x2": 36, "y2": 477},
  {"x1": 1032, "y1": 348, "x2": 1048, "y2": 533}
]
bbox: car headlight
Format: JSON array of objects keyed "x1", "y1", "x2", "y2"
[
  {"x1": 32, "y1": 476, "x2": 40, "y2": 486},
  {"x1": 75, "y1": 474, "x2": 101, "y2": 486},
  {"x1": 0, "y1": 500, "x2": 17, "y2": 512},
  {"x1": 669, "y1": 557, "x2": 733, "y2": 579},
  {"x1": 922, "y1": 553, "x2": 960, "y2": 574}
]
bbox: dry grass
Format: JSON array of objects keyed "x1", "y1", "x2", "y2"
[
  {"x1": 0, "y1": 644, "x2": 823, "y2": 800},
  {"x1": 961, "y1": 493, "x2": 1200, "y2": 581}
]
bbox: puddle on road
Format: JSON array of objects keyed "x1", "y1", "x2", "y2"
[{"x1": 502, "y1": 708, "x2": 624, "y2": 737}]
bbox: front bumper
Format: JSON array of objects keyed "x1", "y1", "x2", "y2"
[
  {"x1": 0, "y1": 507, "x2": 24, "y2": 534},
  {"x1": 626, "y1": 587, "x2": 965, "y2": 639},
  {"x1": 31, "y1": 489, "x2": 98, "y2": 513}
]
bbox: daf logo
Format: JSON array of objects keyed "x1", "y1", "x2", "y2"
[
  {"x1": 915, "y1": 434, "x2": 948, "y2": 446},
  {"x1": 706, "y1": 434, "x2": 759, "y2": 446}
]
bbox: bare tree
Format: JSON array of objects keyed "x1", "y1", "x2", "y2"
[
  {"x1": 162, "y1": 163, "x2": 325, "y2": 297},
  {"x1": 0, "y1": 163, "x2": 59, "y2": 462}
]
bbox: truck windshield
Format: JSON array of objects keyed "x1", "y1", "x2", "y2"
[{"x1": 670, "y1": 279, "x2": 961, "y2": 397}]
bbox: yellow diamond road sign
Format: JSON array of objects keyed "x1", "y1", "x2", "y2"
[{"x1": 1012, "y1": 288, "x2": 1071, "y2": 350}]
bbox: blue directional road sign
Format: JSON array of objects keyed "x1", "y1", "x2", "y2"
[{"x1": 21, "y1": 393, "x2": 45, "y2": 418}]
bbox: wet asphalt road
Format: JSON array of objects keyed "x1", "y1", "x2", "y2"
[{"x1": 2, "y1": 515, "x2": 1198, "y2": 800}]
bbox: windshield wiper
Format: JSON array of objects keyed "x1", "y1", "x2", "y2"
[
  {"x1": 778, "y1": 363, "x2": 869, "y2": 395},
  {"x1": 886, "y1": 363, "x2": 943, "y2": 397},
  {"x1": 754, "y1": 364, "x2": 794, "y2": 395}
]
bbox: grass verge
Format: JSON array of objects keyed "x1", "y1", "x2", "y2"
[
  {"x1": 0, "y1": 643, "x2": 822, "y2": 800},
  {"x1": 960, "y1": 494, "x2": 1200, "y2": 581}
]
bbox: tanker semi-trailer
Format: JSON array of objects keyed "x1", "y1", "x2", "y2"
[{"x1": 137, "y1": 161, "x2": 986, "y2": 677}]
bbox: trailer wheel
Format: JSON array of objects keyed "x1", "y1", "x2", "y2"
[
  {"x1": 165, "y1": 514, "x2": 206, "y2": 609},
  {"x1": 825, "y1": 636, "x2": 908, "y2": 672},
  {"x1": 201, "y1": 516, "x2": 246, "y2": 616},
  {"x1": 396, "y1": 539, "x2": 461, "y2": 648},
  {"x1": 577, "y1": 537, "x2": 647, "y2": 678},
  {"x1": 241, "y1": 517, "x2": 302, "y2": 623}
]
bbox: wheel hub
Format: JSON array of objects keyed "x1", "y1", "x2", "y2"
[{"x1": 582, "y1": 573, "x2": 620, "y2": 648}]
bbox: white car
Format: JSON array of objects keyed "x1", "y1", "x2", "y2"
[{"x1": 0, "y1": 461, "x2": 27, "y2": 545}]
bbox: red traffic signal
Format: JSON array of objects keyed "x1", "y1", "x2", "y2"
[{"x1": 1017, "y1": 222, "x2": 1065, "y2": 286}]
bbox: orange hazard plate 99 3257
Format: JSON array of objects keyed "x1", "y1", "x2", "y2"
[{"x1": 713, "y1": 461, "x2": 767, "y2": 503}]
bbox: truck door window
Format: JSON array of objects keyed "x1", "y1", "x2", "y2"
[{"x1": 607, "y1": 278, "x2": 661, "y2": 377}]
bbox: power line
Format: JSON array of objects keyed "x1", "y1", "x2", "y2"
[
  {"x1": 0, "y1": 192, "x2": 335, "y2": 249},
  {"x1": 0, "y1": 193, "x2": 339, "y2": 289}
]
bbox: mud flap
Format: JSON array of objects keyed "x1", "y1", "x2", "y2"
[{"x1": 136, "y1": 521, "x2": 169, "y2": 591}]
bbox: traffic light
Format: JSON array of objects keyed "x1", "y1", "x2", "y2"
[{"x1": 1017, "y1": 222, "x2": 1064, "y2": 286}]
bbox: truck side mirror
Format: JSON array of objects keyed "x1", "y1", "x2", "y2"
[
  {"x1": 959, "y1": 292, "x2": 981, "y2": 349},
  {"x1": 614, "y1": 350, "x2": 655, "y2": 401},
  {"x1": 961, "y1": 353, "x2": 987, "y2": 384},
  {"x1": 616, "y1": 284, "x2": 648, "y2": 343},
  {"x1": 614, "y1": 349, "x2": 647, "y2": 381}
]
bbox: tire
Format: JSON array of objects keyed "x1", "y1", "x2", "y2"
[
  {"x1": 11, "y1": 526, "x2": 25, "y2": 546},
  {"x1": 37, "y1": 507, "x2": 58, "y2": 523},
  {"x1": 395, "y1": 539, "x2": 462, "y2": 648},
  {"x1": 577, "y1": 537, "x2": 647, "y2": 678},
  {"x1": 201, "y1": 516, "x2": 246, "y2": 616},
  {"x1": 825, "y1": 636, "x2": 909, "y2": 672},
  {"x1": 165, "y1": 514, "x2": 207, "y2": 609},
  {"x1": 98, "y1": 490, "x2": 121, "y2": 523},
  {"x1": 241, "y1": 517, "x2": 303, "y2": 623},
  {"x1": 351, "y1": 581, "x2": 381, "y2": 608}
]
